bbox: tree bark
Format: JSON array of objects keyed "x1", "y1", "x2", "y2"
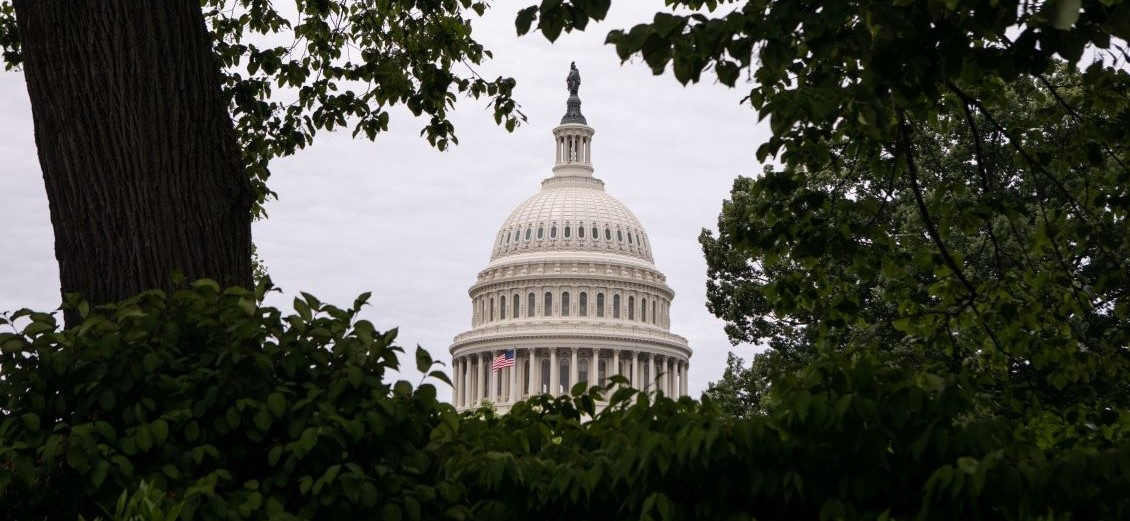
[{"x1": 13, "y1": 0, "x2": 253, "y2": 326}]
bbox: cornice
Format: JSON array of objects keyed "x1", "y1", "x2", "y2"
[{"x1": 449, "y1": 320, "x2": 691, "y2": 357}]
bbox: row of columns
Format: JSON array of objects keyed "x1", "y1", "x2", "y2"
[{"x1": 451, "y1": 347, "x2": 689, "y2": 409}]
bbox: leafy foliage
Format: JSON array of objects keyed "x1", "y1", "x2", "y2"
[
  {"x1": 449, "y1": 351, "x2": 1130, "y2": 521},
  {"x1": 0, "y1": 281, "x2": 455, "y2": 520},
  {"x1": 2, "y1": 284, "x2": 1129, "y2": 519},
  {"x1": 516, "y1": 0, "x2": 1130, "y2": 427},
  {"x1": 0, "y1": 0, "x2": 525, "y2": 212}
]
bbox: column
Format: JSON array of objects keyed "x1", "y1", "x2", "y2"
[
  {"x1": 612, "y1": 349, "x2": 620, "y2": 388},
  {"x1": 659, "y1": 357, "x2": 668, "y2": 393},
  {"x1": 632, "y1": 351, "x2": 640, "y2": 389},
  {"x1": 527, "y1": 348, "x2": 537, "y2": 396},
  {"x1": 453, "y1": 357, "x2": 462, "y2": 407},
  {"x1": 489, "y1": 351, "x2": 498, "y2": 402},
  {"x1": 591, "y1": 348, "x2": 599, "y2": 387},
  {"x1": 509, "y1": 353, "x2": 519, "y2": 402},
  {"x1": 570, "y1": 348, "x2": 579, "y2": 393},
  {"x1": 478, "y1": 353, "x2": 487, "y2": 405},
  {"x1": 681, "y1": 360, "x2": 689, "y2": 396},
  {"x1": 550, "y1": 348, "x2": 560, "y2": 396},
  {"x1": 463, "y1": 357, "x2": 472, "y2": 406},
  {"x1": 647, "y1": 353, "x2": 655, "y2": 393}
]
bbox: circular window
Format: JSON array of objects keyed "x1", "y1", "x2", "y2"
[
  {"x1": 537, "y1": 227, "x2": 544, "y2": 239},
  {"x1": 525, "y1": 228, "x2": 532, "y2": 240},
  {"x1": 605, "y1": 228, "x2": 612, "y2": 241},
  {"x1": 579, "y1": 226, "x2": 585, "y2": 239},
  {"x1": 564, "y1": 226, "x2": 571, "y2": 238},
  {"x1": 550, "y1": 226, "x2": 557, "y2": 238}
]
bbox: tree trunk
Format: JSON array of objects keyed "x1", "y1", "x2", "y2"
[{"x1": 13, "y1": 0, "x2": 253, "y2": 326}]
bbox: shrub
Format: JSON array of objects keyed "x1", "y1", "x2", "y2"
[{"x1": 0, "y1": 280, "x2": 455, "y2": 520}]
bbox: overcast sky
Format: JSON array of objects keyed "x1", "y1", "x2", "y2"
[{"x1": 0, "y1": 1, "x2": 770, "y2": 399}]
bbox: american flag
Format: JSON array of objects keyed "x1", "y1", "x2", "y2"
[{"x1": 492, "y1": 349, "x2": 516, "y2": 370}]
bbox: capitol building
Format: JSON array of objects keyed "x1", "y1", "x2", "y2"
[{"x1": 448, "y1": 64, "x2": 691, "y2": 413}]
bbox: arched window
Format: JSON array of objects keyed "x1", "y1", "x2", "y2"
[
  {"x1": 537, "y1": 226, "x2": 544, "y2": 239},
  {"x1": 528, "y1": 292, "x2": 536, "y2": 317},
  {"x1": 489, "y1": 297, "x2": 495, "y2": 321},
  {"x1": 579, "y1": 292, "x2": 588, "y2": 316},
  {"x1": 541, "y1": 359, "x2": 551, "y2": 393},
  {"x1": 500, "y1": 296, "x2": 506, "y2": 319},
  {"x1": 617, "y1": 229, "x2": 624, "y2": 242},
  {"x1": 605, "y1": 227, "x2": 612, "y2": 241},
  {"x1": 641, "y1": 298, "x2": 647, "y2": 322},
  {"x1": 560, "y1": 359, "x2": 570, "y2": 392},
  {"x1": 578, "y1": 226, "x2": 585, "y2": 239},
  {"x1": 550, "y1": 225, "x2": 557, "y2": 238},
  {"x1": 544, "y1": 292, "x2": 553, "y2": 316},
  {"x1": 579, "y1": 359, "x2": 589, "y2": 385},
  {"x1": 627, "y1": 232, "x2": 633, "y2": 244},
  {"x1": 652, "y1": 301, "x2": 657, "y2": 324},
  {"x1": 564, "y1": 226, "x2": 571, "y2": 238},
  {"x1": 592, "y1": 226, "x2": 599, "y2": 239},
  {"x1": 598, "y1": 360, "x2": 607, "y2": 386},
  {"x1": 596, "y1": 293, "x2": 605, "y2": 317},
  {"x1": 562, "y1": 292, "x2": 571, "y2": 317},
  {"x1": 514, "y1": 229, "x2": 520, "y2": 242},
  {"x1": 628, "y1": 296, "x2": 635, "y2": 320},
  {"x1": 513, "y1": 294, "x2": 520, "y2": 319},
  {"x1": 525, "y1": 227, "x2": 532, "y2": 240},
  {"x1": 613, "y1": 294, "x2": 621, "y2": 319}
]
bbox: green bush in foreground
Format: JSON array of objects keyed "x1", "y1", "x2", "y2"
[
  {"x1": 0, "y1": 281, "x2": 456, "y2": 520},
  {"x1": 2, "y1": 283, "x2": 1129, "y2": 520}
]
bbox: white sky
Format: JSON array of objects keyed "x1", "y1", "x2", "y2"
[{"x1": 0, "y1": 1, "x2": 769, "y2": 399}]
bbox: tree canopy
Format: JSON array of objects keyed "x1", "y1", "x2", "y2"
[{"x1": 516, "y1": 0, "x2": 1130, "y2": 426}]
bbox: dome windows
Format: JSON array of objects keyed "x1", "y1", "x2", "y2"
[
  {"x1": 617, "y1": 229, "x2": 624, "y2": 243},
  {"x1": 596, "y1": 293, "x2": 605, "y2": 317},
  {"x1": 628, "y1": 296, "x2": 635, "y2": 320},
  {"x1": 537, "y1": 226, "x2": 544, "y2": 239},
  {"x1": 500, "y1": 297, "x2": 507, "y2": 319},
  {"x1": 613, "y1": 294, "x2": 621, "y2": 318},
  {"x1": 525, "y1": 228, "x2": 532, "y2": 240},
  {"x1": 578, "y1": 226, "x2": 585, "y2": 239},
  {"x1": 627, "y1": 232, "x2": 633, "y2": 244},
  {"x1": 564, "y1": 225, "x2": 571, "y2": 238},
  {"x1": 544, "y1": 292, "x2": 553, "y2": 316},
  {"x1": 579, "y1": 292, "x2": 587, "y2": 316},
  {"x1": 550, "y1": 225, "x2": 557, "y2": 239},
  {"x1": 562, "y1": 292, "x2": 570, "y2": 316},
  {"x1": 592, "y1": 226, "x2": 599, "y2": 239},
  {"x1": 513, "y1": 294, "x2": 520, "y2": 319},
  {"x1": 528, "y1": 293, "x2": 536, "y2": 317},
  {"x1": 604, "y1": 227, "x2": 612, "y2": 241}
]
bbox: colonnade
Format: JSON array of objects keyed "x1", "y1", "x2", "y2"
[{"x1": 451, "y1": 347, "x2": 689, "y2": 409}]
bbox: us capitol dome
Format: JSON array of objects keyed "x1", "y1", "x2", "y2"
[{"x1": 449, "y1": 63, "x2": 691, "y2": 413}]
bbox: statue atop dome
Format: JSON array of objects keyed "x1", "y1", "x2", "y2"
[
  {"x1": 566, "y1": 61, "x2": 581, "y2": 96},
  {"x1": 560, "y1": 61, "x2": 588, "y2": 125}
]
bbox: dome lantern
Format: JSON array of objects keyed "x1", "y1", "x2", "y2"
[{"x1": 553, "y1": 62, "x2": 595, "y2": 178}]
